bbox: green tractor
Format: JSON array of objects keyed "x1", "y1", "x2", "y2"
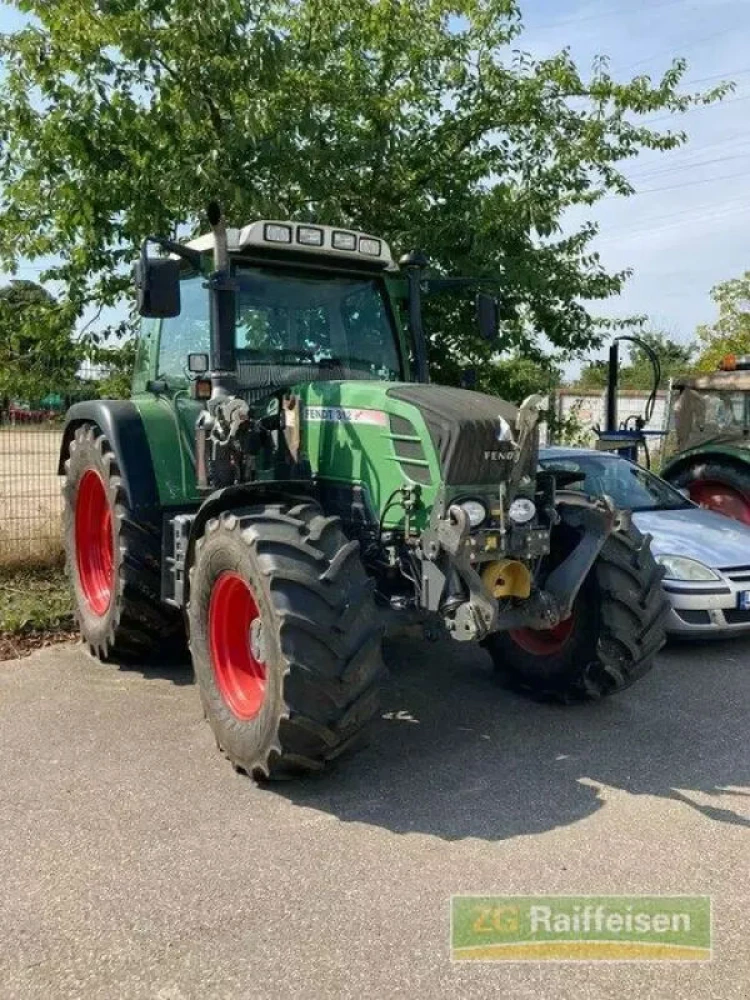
[
  {"x1": 661, "y1": 357, "x2": 750, "y2": 525},
  {"x1": 59, "y1": 207, "x2": 668, "y2": 780}
]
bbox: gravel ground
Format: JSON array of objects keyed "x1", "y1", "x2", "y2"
[{"x1": 0, "y1": 636, "x2": 748, "y2": 999}]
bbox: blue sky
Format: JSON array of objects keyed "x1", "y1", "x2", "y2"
[
  {"x1": 521, "y1": 0, "x2": 750, "y2": 372},
  {"x1": 1, "y1": 0, "x2": 749, "y2": 371}
]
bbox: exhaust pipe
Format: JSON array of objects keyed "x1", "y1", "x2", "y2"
[{"x1": 206, "y1": 201, "x2": 236, "y2": 399}]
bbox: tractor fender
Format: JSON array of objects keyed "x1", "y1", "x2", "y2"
[
  {"x1": 184, "y1": 480, "x2": 318, "y2": 598},
  {"x1": 58, "y1": 401, "x2": 161, "y2": 515}
]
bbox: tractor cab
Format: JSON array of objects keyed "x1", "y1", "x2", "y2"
[
  {"x1": 134, "y1": 214, "x2": 501, "y2": 399},
  {"x1": 132, "y1": 209, "x2": 505, "y2": 505},
  {"x1": 662, "y1": 356, "x2": 750, "y2": 523},
  {"x1": 136, "y1": 221, "x2": 412, "y2": 395},
  {"x1": 669, "y1": 359, "x2": 750, "y2": 453}
]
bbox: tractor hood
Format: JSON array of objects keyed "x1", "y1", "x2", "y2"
[
  {"x1": 294, "y1": 380, "x2": 534, "y2": 527},
  {"x1": 385, "y1": 383, "x2": 520, "y2": 485}
]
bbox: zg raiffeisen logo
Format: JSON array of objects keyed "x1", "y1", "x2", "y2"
[{"x1": 450, "y1": 895, "x2": 712, "y2": 961}]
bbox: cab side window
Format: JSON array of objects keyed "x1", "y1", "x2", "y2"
[
  {"x1": 132, "y1": 317, "x2": 159, "y2": 392},
  {"x1": 158, "y1": 275, "x2": 209, "y2": 383},
  {"x1": 341, "y1": 287, "x2": 400, "y2": 377}
]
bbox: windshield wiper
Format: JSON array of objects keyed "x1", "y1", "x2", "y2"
[
  {"x1": 325, "y1": 356, "x2": 394, "y2": 373},
  {"x1": 237, "y1": 347, "x2": 318, "y2": 363}
]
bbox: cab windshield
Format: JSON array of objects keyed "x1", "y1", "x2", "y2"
[
  {"x1": 540, "y1": 452, "x2": 693, "y2": 512},
  {"x1": 672, "y1": 386, "x2": 749, "y2": 451},
  {"x1": 233, "y1": 267, "x2": 403, "y2": 384}
]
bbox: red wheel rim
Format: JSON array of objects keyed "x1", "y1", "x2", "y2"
[
  {"x1": 509, "y1": 613, "x2": 575, "y2": 656},
  {"x1": 75, "y1": 470, "x2": 114, "y2": 617},
  {"x1": 208, "y1": 572, "x2": 267, "y2": 720},
  {"x1": 688, "y1": 480, "x2": 750, "y2": 525}
]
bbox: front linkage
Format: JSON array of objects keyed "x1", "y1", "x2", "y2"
[{"x1": 419, "y1": 488, "x2": 624, "y2": 643}]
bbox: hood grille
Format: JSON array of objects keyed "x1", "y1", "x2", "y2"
[
  {"x1": 387, "y1": 384, "x2": 520, "y2": 485},
  {"x1": 717, "y1": 565, "x2": 750, "y2": 583},
  {"x1": 388, "y1": 414, "x2": 431, "y2": 485}
]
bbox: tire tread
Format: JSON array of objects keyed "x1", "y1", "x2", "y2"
[
  {"x1": 63, "y1": 423, "x2": 182, "y2": 660},
  {"x1": 485, "y1": 522, "x2": 669, "y2": 703},
  {"x1": 189, "y1": 503, "x2": 385, "y2": 779}
]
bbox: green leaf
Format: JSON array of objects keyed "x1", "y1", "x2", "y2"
[{"x1": 0, "y1": 0, "x2": 727, "y2": 381}]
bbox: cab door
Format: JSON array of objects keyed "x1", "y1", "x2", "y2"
[{"x1": 135, "y1": 274, "x2": 210, "y2": 504}]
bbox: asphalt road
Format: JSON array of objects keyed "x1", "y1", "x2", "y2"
[{"x1": 1, "y1": 634, "x2": 748, "y2": 999}]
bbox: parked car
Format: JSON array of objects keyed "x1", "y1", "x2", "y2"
[{"x1": 540, "y1": 447, "x2": 750, "y2": 637}]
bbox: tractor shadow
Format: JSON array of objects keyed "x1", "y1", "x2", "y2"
[
  {"x1": 278, "y1": 634, "x2": 750, "y2": 841},
  {"x1": 110, "y1": 645, "x2": 195, "y2": 686}
]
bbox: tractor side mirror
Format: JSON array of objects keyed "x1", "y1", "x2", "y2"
[
  {"x1": 476, "y1": 293, "x2": 499, "y2": 342},
  {"x1": 134, "y1": 256, "x2": 181, "y2": 318},
  {"x1": 187, "y1": 352, "x2": 209, "y2": 374}
]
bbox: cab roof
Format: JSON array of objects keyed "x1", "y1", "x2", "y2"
[
  {"x1": 673, "y1": 370, "x2": 750, "y2": 391},
  {"x1": 185, "y1": 221, "x2": 395, "y2": 269}
]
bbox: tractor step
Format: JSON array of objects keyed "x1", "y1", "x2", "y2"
[{"x1": 162, "y1": 513, "x2": 195, "y2": 608}]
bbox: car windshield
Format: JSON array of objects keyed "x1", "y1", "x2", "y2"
[
  {"x1": 233, "y1": 267, "x2": 403, "y2": 383},
  {"x1": 540, "y1": 453, "x2": 693, "y2": 512}
]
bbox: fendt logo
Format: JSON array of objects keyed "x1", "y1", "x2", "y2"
[
  {"x1": 484, "y1": 450, "x2": 514, "y2": 461},
  {"x1": 496, "y1": 415, "x2": 514, "y2": 443}
]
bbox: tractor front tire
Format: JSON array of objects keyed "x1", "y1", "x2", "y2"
[
  {"x1": 63, "y1": 422, "x2": 183, "y2": 660},
  {"x1": 188, "y1": 503, "x2": 385, "y2": 780},
  {"x1": 483, "y1": 523, "x2": 669, "y2": 702}
]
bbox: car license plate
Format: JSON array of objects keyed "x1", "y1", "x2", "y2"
[{"x1": 739, "y1": 591, "x2": 750, "y2": 611}]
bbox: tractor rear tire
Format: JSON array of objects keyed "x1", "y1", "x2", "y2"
[
  {"x1": 668, "y1": 460, "x2": 750, "y2": 525},
  {"x1": 188, "y1": 503, "x2": 385, "y2": 780},
  {"x1": 483, "y1": 522, "x2": 669, "y2": 702},
  {"x1": 63, "y1": 422, "x2": 183, "y2": 660}
]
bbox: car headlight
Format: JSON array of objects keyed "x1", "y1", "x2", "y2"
[
  {"x1": 458, "y1": 499, "x2": 487, "y2": 528},
  {"x1": 655, "y1": 555, "x2": 720, "y2": 581}
]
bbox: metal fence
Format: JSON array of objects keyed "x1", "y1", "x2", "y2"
[
  {"x1": 0, "y1": 360, "x2": 112, "y2": 567},
  {"x1": 0, "y1": 422, "x2": 63, "y2": 566}
]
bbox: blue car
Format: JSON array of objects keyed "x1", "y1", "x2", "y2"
[{"x1": 540, "y1": 447, "x2": 750, "y2": 637}]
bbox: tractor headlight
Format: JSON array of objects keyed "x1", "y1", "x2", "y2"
[
  {"x1": 655, "y1": 555, "x2": 720, "y2": 581},
  {"x1": 358, "y1": 236, "x2": 382, "y2": 257},
  {"x1": 264, "y1": 223, "x2": 292, "y2": 244},
  {"x1": 458, "y1": 499, "x2": 487, "y2": 528},
  {"x1": 332, "y1": 230, "x2": 357, "y2": 251},
  {"x1": 508, "y1": 497, "x2": 536, "y2": 525},
  {"x1": 297, "y1": 225, "x2": 324, "y2": 246}
]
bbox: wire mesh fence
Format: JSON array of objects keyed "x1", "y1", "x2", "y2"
[
  {"x1": 0, "y1": 359, "x2": 116, "y2": 568},
  {"x1": 0, "y1": 422, "x2": 63, "y2": 566}
]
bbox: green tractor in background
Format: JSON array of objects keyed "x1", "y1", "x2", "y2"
[
  {"x1": 661, "y1": 357, "x2": 750, "y2": 524},
  {"x1": 59, "y1": 206, "x2": 668, "y2": 780}
]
